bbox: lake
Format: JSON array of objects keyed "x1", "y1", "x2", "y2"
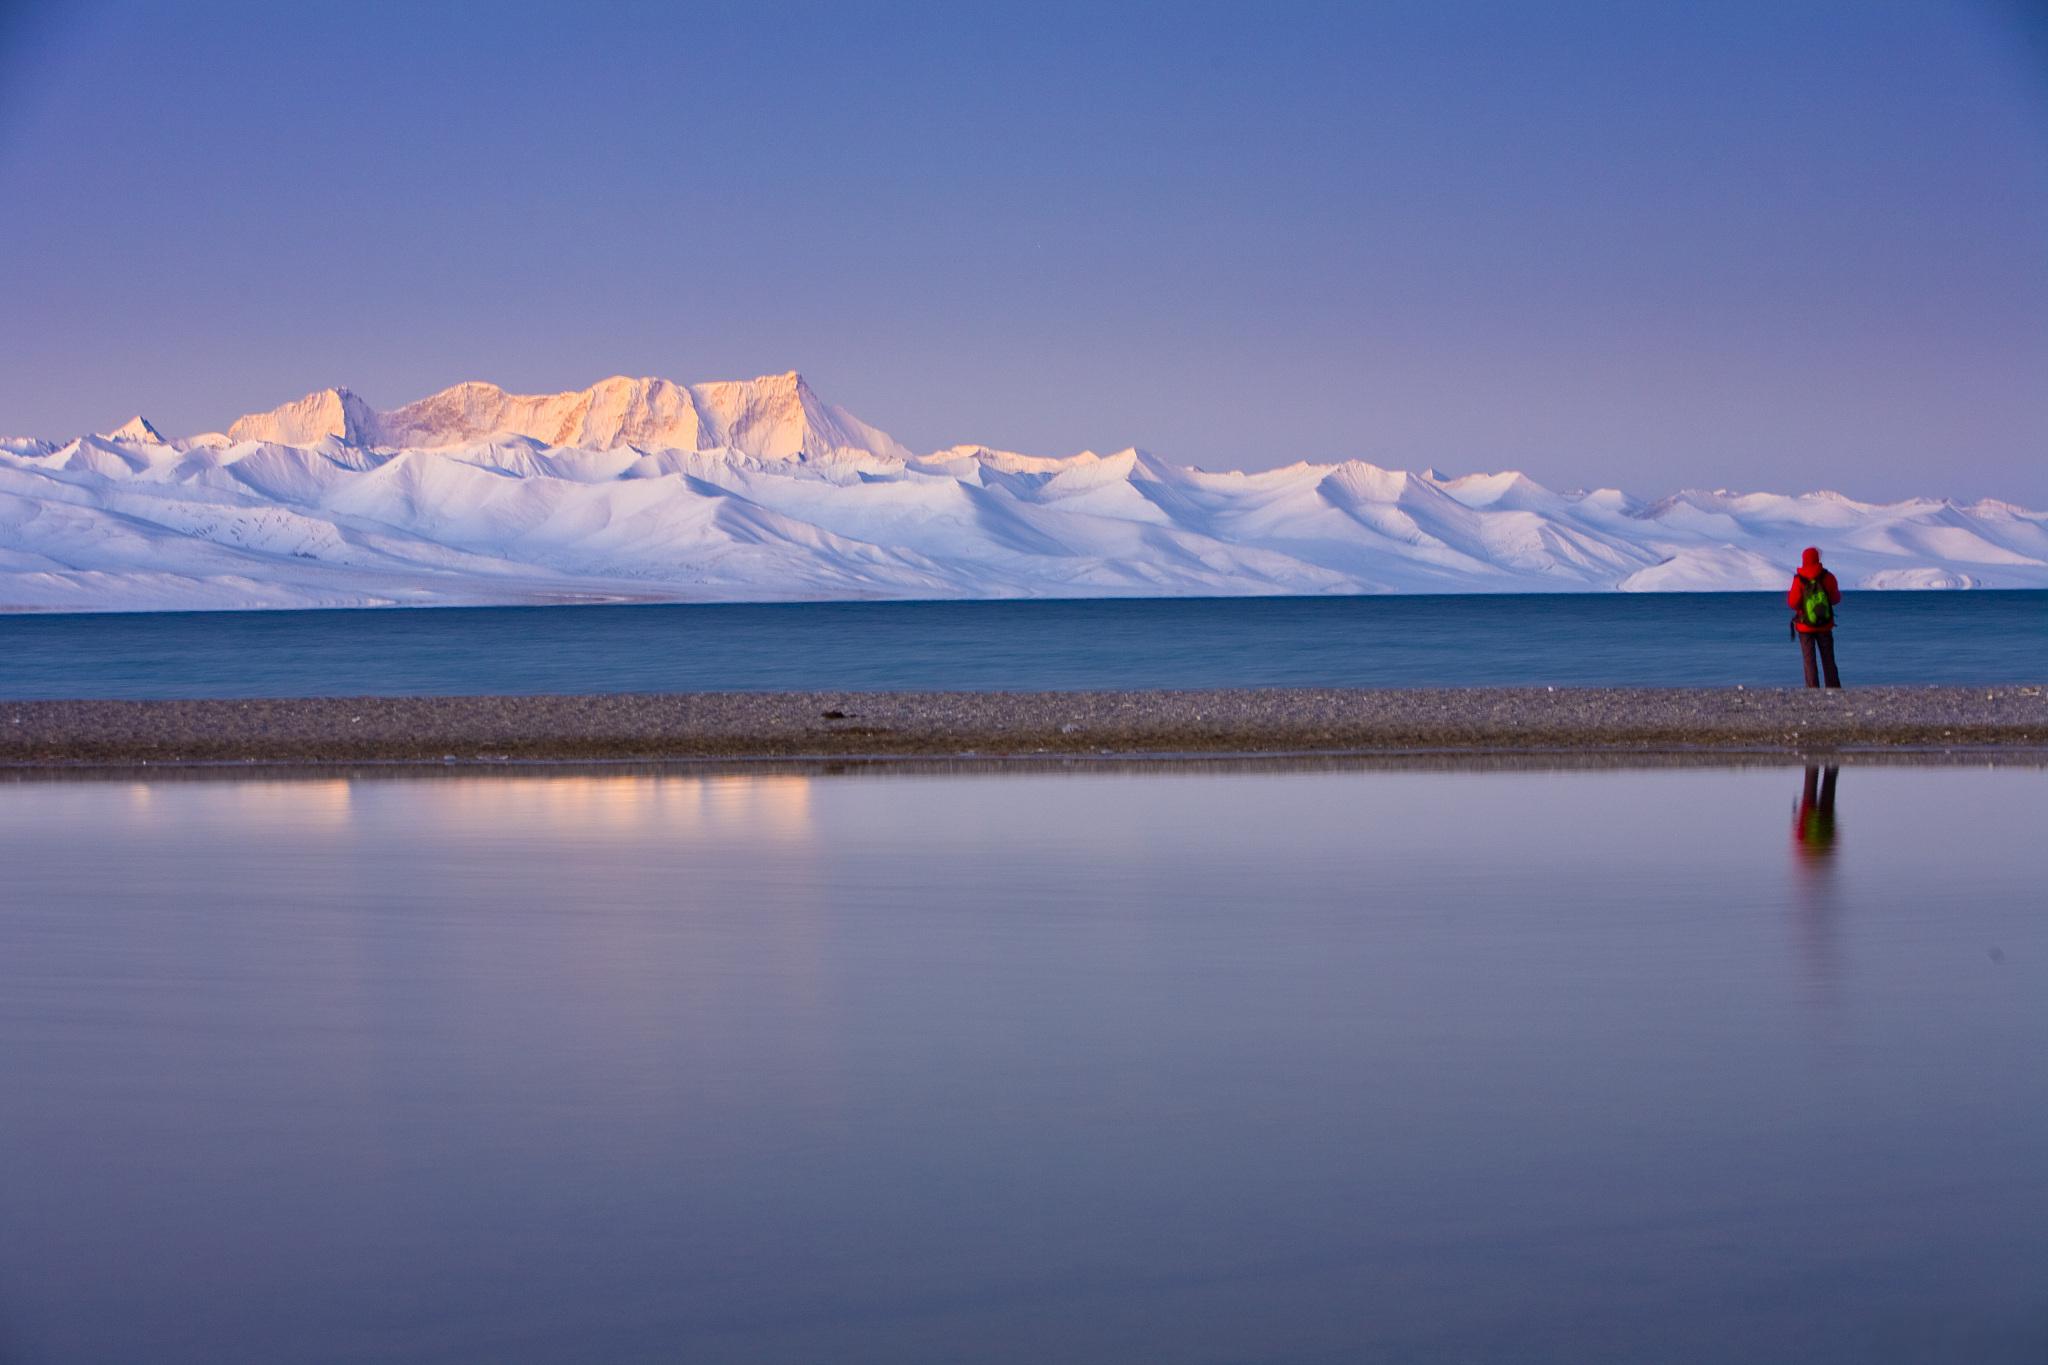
[
  {"x1": 3, "y1": 590, "x2": 2046, "y2": 699},
  {"x1": 1, "y1": 761, "x2": 2041, "y2": 1363}
]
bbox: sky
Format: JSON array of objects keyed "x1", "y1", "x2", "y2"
[{"x1": 1, "y1": 0, "x2": 2045, "y2": 503}]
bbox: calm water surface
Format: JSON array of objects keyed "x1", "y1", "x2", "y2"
[
  {"x1": 4, "y1": 591, "x2": 2046, "y2": 698},
  {"x1": 0, "y1": 763, "x2": 2042, "y2": 1363}
]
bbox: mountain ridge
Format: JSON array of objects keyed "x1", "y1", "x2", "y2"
[
  {"x1": 221, "y1": 372, "x2": 911, "y2": 462},
  {"x1": 2, "y1": 372, "x2": 2043, "y2": 611}
]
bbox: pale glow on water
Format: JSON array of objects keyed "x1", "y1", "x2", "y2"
[
  {"x1": 109, "y1": 772, "x2": 815, "y2": 843},
  {"x1": 0, "y1": 764, "x2": 2043, "y2": 1363}
]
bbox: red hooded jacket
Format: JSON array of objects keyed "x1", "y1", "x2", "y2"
[{"x1": 1787, "y1": 547, "x2": 1841, "y2": 633}]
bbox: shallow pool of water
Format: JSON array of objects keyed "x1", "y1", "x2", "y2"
[{"x1": 0, "y1": 762, "x2": 2042, "y2": 1363}]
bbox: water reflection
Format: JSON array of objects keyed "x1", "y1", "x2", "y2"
[
  {"x1": 124, "y1": 776, "x2": 357, "y2": 830},
  {"x1": 419, "y1": 772, "x2": 815, "y2": 844},
  {"x1": 1790, "y1": 764, "x2": 1843, "y2": 1001},
  {"x1": 2, "y1": 764, "x2": 2044, "y2": 1365},
  {"x1": 1792, "y1": 765, "x2": 1841, "y2": 865},
  {"x1": 108, "y1": 772, "x2": 816, "y2": 845}
]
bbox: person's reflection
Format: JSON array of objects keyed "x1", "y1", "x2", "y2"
[
  {"x1": 1790, "y1": 763, "x2": 1843, "y2": 1002},
  {"x1": 1792, "y1": 764, "x2": 1840, "y2": 864}
]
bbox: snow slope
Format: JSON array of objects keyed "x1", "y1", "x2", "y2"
[{"x1": 4, "y1": 373, "x2": 2044, "y2": 611}]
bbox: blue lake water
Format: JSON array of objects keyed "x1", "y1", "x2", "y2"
[
  {"x1": 0, "y1": 761, "x2": 2042, "y2": 1363},
  {"x1": 3, "y1": 590, "x2": 2046, "y2": 698}
]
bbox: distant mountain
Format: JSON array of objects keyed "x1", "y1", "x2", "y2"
[
  {"x1": 226, "y1": 387, "x2": 381, "y2": 446},
  {"x1": 2, "y1": 373, "x2": 2042, "y2": 611},
  {"x1": 224, "y1": 372, "x2": 909, "y2": 460},
  {"x1": 100, "y1": 415, "x2": 166, "y2": 444}
]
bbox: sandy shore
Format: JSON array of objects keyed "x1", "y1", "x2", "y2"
[{"x1": 2, "y1": 685, "x2": 2044, "y2": 766}]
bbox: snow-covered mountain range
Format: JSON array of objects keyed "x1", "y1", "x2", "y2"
[{"x1": 4, "y1": 372, "x2": 2044, "y2": 611}]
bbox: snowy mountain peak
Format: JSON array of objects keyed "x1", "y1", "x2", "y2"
[
  {"x1": 376, "y1": 375, "x2": 697, "y2": 450},
  {"x1": 227, "y1": 387, "x2": 378, "y2": 446},
  {"x1": 1438, "y1": 470, "x2": 1563, "y2": 511},
  {"x1": 220, "y1": 371, "x2": 911, "y2": 461},
  {"x1": 685, "y1": 370, "x2": 910, "y2": 463},
  {"x1": 103, "y1": 415, "x2": 166, "y2": 444}
]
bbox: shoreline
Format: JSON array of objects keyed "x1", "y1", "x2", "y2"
[
  {"x1": 7, "y1": 751, "x2": 2048, "y2": 789},
  {"x1": 3, "y1": 685, "x2": 2044, "y2": 768}
]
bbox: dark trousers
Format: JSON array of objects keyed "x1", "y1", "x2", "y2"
[{"x1": 1798, "y1": 630, "x2": 1841, "y2": 688}]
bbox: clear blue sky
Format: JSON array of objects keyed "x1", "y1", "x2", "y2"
[{"x1": 3, "y1": 0, "x2": 2045, "y2": 502}]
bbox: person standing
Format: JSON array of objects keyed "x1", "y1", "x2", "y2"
[{"x1": 1788, "y1": 546, "x2": 1842, "y2": 688}]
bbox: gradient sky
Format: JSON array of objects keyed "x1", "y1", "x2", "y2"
[{"x1": 3, "y1": 0, "x2": 2045, "y2": 502}]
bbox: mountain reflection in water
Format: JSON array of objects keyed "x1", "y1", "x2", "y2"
[{"x1": 112, "y1": 771, "x2": 818, "y2": 843}]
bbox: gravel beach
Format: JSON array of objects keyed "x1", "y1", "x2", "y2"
[{"x1": 3, "y1": 685, "x2": 2044, "y2": 766}]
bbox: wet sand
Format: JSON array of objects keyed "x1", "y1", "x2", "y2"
[{"x1": 3, "y1": 685, "x2": 2044, "y2": 766}]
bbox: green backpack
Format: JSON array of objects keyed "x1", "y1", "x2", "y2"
[{"x1": 1796, "y1": 573, "x2": 1834, "y2": 628}]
